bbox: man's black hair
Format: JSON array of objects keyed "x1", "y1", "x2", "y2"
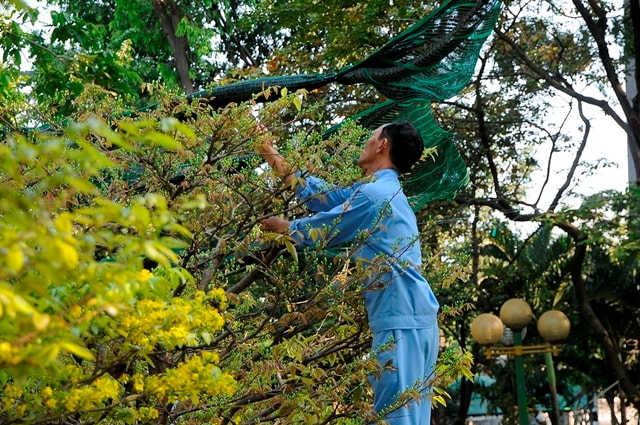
[{"x1": 381, "y1": 120, "x2": 424, "y2": 174}]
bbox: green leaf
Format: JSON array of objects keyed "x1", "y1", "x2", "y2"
[
  {"x1": 143, "y1": 241, "x2": 180, "y2": 264},
  {"x1": 83, "y1": 117, "x2": 135, "y2": 150},
  {"x1": 66, "y1": 176, "x2": 99, "y2": 194},
  {"x1": 283, "y1": 239, "x2": 298, "y2": 263},
  {"x1": 293, "y1": 95, "x2": 302, "y2": 111},
  {"x1": 146, "y1": 131, "x2": 182, "y2": 150}
]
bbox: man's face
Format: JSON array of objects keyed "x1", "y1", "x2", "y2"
[{"x1": 357, "y1": 125, "x2": 385, "y2": 171}]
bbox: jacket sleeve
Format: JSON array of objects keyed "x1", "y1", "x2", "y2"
[
  {"x1": 289, "y1": 186, "x2": 374, "y2": 248},
  {"x1": 294, "y1": 173, "x2": 357, "y2": 212}
]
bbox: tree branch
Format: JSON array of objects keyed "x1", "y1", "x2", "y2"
[
  {"x1": 571, "y1": 0, "x2": 640, "y2": 182},
  {"x1": 494, "y1": 27, "x2": 630, "y2": 132}
]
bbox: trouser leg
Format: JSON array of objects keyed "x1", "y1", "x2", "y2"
[{"x1": 369, "y1": 326, "x2": 440, "y2": 425}]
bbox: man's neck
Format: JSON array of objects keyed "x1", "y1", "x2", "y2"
[{"x1": 362, "y1": 165, "x2": 398, "y2": 177}]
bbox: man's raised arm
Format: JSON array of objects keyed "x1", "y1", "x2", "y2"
[{"x1": 255, "y1": 124, "x2": 295, "y2": 188}]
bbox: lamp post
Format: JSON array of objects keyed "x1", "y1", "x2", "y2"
[{"x1": 471, "y1": 299, "x2": 571, "y2": 425}]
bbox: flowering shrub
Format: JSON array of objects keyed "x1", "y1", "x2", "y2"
[{"x1": 0, "y1": 118, "x2": 235, "y2": 423}]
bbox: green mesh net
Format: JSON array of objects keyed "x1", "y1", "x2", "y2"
[{"x1": 192, "y1": 0, "x2": 502, "y2": 210}]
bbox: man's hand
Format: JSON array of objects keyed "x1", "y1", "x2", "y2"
[
  {"x1": 255, "y1": 124, "x2": 294, "y2": 187},
  {"x1": 255, "y1": 124, "x2": 278, "y2": 158},
  {"x1": 260, "y1": 216, "x2": 291, "y2": 234}
]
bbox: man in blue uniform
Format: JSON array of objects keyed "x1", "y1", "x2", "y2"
[{"x1": 258, "y1": 121, "x2": 440, "y2": 425}]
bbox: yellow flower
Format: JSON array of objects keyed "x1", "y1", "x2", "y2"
[
  {"x1": 93, "y1": 375, "x2": 120, "y2": 400},
  {"x1": 201, "y1": 351, "x2": 220, "y2": 363},
  {"x1": 68, "y1": 305, "x2": 83, "y2": 319},
  {"x1": 138, "y1": 269, "x2": 153, "y2": 282},
  {"x1": 5, "y1": 244, "x2": 24, "y2": 273},
  {"x1": 167, "y1": 325, "x2": 189, "y2": 343},
  {"x1": 55, "y1": 240, "x2": 79, "y2": 269},
  {"x1": 41, "y1": 386, "x2": 54, "y2": 398},
  {"x1": 42, "y1": 385, "x2": 57, "y2": 409},
  {"x1": 0, "y1": 342, "x2": 13, "y2": 363},
  {"x1": 132, "y1": 374, "x2": 144, "y2": 393},
  {"x1": 4, "y1": 384, "x2": 22, "y2": 398},
  {"x1": 139, "y1": 406, "x2": 159, "y2": 419},
  {"x1": 208, "y1": 288, "x2": 228, "y2": 309},
  {"x1": 63, "y1": 392, "x2": 81, "y2": 411}
]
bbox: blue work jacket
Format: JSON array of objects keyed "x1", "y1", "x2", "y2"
[{"x1": 289, "y1": 168, "x2": 439, "y2": 332}]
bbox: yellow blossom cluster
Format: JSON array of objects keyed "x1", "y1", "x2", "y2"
[
  {"x1": 0, "y1": 342, "x2": 14, "y2": 364},
  {"x1": 61, "y1": 375, "x2": 121, "y2": 412},
  {"x1": 117, "y1": 289, "x2": 226, "y2": 351},
  {"x1": 40, "y1": 386, "x2": 56, "y2": 409},
  {"x1": 140, "y1": 351, "x2": 236, "y2": 404},
  {"x1": 2, "y1": 349, "x2": 235, "y2": 422},
  {"x1": 1, "y1": 369, "x2": 123, "y2": 419},
  {"x1": 1, "y1": 384, "x2": 23, "y2": 411},
  {"x1": 138, "y1": 268, "x2": 153, "y2": 282},
  {"x1": 137, "y1": 406, "x2": 160, "y2": 420}
]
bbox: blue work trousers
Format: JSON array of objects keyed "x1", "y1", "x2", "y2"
[{"x1": 369, "y1": 326, "x2": 440, "y2": 425}]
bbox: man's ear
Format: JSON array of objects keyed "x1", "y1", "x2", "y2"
[{"x1": 377, "y1": 137, "x2": 389, "y2": 152}]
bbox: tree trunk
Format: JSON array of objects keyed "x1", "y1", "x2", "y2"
[
  {"x1": 628, "y1": 0, "x2": 640, "y2": 185},
  {"x1": 556, "y1": 221, "x2": 640, "y2": 410},
  {"x1": 152, "y1": 0, "x2": 194, "y2": 94}
]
